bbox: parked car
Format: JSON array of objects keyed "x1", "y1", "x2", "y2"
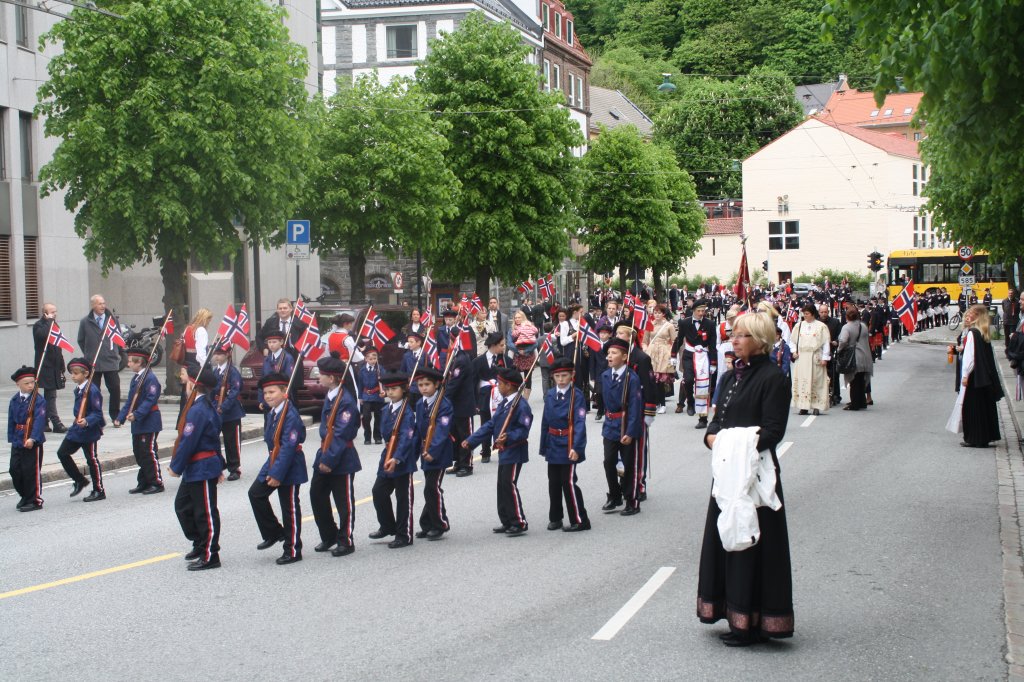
[{"x1": 238, "y1": 304, "x2": 411, "y2": 412}]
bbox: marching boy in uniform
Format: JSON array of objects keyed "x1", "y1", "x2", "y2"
[
  {"x1": 210, "y1": 343, "x2": 245, "y2": 481},
  {"x1": 463, "y1": 368, "x2": 532, "y2": 536},
  {"x1": 310, "y1": 354, "x2": 362, "y2": 557},
  {"x1": 600, "y1": 338, "x2": 643, "y2": 516},
  {"x1": 370, "y1": 372, "x2": 419, "y2": 548},
  {"x1": 115, "y1": 348, "x2": 164, "y2": 495},
  {"x1": 8, "y1": 366, "x2": 46, "y2": 511},
  {"x1": 57, "y1": 358, "x2": 106, "y2": 501},
  {"x1": 539, "y1": 358, "x2": 590, "y2": 532},
  {"x1": 413, "y1": 367, "x2": 453, "y2": 542},
  {"x1": 168, "y1": 365, "x2": 225, "y2": 571},
  {"x1": 358, "y1": 347, "x2": 384, "y2": 445},
  {"x1": 258, "y1": 331, "x2": 294, "y2": 413},
  {"x1": 249, "y1": 372, "x2": 307, "y2": 565}
]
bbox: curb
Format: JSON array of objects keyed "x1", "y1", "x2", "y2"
[{"x1": 0, "y1": 415, "x2": 313, "y2": 493}]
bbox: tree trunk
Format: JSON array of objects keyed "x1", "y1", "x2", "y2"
[
  {"x1": 475, "y1": 265, "x2": 491, "y2": 301},
  {"x1": 618, "y1": 264, "x2": 626, "y2": 293},
  {"x1": 653, "y1": 267, "x2": 665, "y2": 302},
  {"x1": 349, "y1": 248, "x2": 367, "y2": 303},
  {"x1": 161, "y1": 256, "x2": 188, "y2": 394}
]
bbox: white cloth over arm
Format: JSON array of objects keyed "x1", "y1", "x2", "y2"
[
  {"x1": 711, "y1": 426, "x2": 761, "y2": 552},
  {"x1": 195, "y1": 326, "x2": 209, "y2": 366},
  {"x1": 946, "y1": 331, "x2": 974, "y2": 434}
]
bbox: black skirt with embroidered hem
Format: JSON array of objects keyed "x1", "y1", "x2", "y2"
[
  {"x1": 961, "y1": 384, "x2": 1000, "y2": 447},
  {"x1": 696, "y1": 473, "x2": 794, "y2": 639}
]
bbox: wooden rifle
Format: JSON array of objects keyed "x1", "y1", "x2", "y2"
[
  {"x1": 171, "y1": 331, "x2": 222, "y2": 459},
  {"x1": 419, "y1": 315, "x2": 466, "y2": 459},
  {"x1": 23, "y1": 319, "x2": 54, "y2": 439},
  {"x1": 493, "y1": 351, "x2": 542, "y2": 448},
  {"x1": 319, "y1": 351, "x2": 359, "y2": 456},
  {"x1": 566, "y1": 319, "x2": 582, "y2": 458},
  {"x1": 77, "y1": 317, "x2": 113, "y2": 423},
  {"x1": 619, "y1": 318, "x2": 637, "y2": 440},
  {"x1": 127, "y1": 310, "x2": 174, "y2": 416},
  {"x1": 268, "y1": 333, "x2": 309, "y2": 467}
]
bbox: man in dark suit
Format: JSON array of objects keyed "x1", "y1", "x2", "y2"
[
  {"x1": 487, "y1": 297, "x2": 508, "y2": 339},
  {"x1": 256, "y1": 297, "x2": 307, "y2": 356},
  {"x1": 669, "y1": 285, "x2": 680, "y2": 313},
  {"x1": 33, "y1": 302, "x2": 67, "y2": 432},
  {"x1": 77, "y1": 294, "x2": 123, "y2": 422},
  {"x1": 530, "y1": 299, "x2": 547, "y2": 330}
]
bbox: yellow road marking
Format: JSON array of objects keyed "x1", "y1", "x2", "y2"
[{"x1": 0, "y1": 553, "x2": 181, "y2": 601}]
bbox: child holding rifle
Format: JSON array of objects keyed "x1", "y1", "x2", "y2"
[
  {"x1": 8, "y1": 366, "x2": 47, "y2": 511},
  {"x1": 539, "y1": 358, "x2": 590, "y2": 532},
  {"x1": 600, "y1": 338, "x2": 643, "y2": 516},
  {"x1": 57, "y1": 358, "x2": 106, "y2": 501},
  {"x1": 413, "y1": 367, "x2": 453, "y2": 543},
  {"x1": 115, "y1": 348, "x2": 164, "y2": 495},
  {"x1": 210, "y1": 343, "x2": 245, "y2": 481},
  {"x1": 369, "y1": 372, "x2": 418, "y2": 548}
]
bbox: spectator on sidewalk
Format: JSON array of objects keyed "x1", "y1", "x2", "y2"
[
  {"x1": 77, "y1": 294, "x2": 122, "y2": 422},
  {"x1": 32, "y1": 302, "x2": 67, "y2": 433}
]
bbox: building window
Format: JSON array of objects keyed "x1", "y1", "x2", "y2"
[
  {"x1": 567, "y1": 73, "x2": 575, "y2": 106},
  {"x1": 883, "y1": 108, "x2": 893, "y2": 117},
  {"x1": 576, "y1": 76, "x2": 584, "y2": 108},
  {"x1": 15, "y1": 5, "x2": 28, "y2": 48},
  {"x1": 911, "y1": 164, "x2": 918, "y2": 196},
  {"x1": 0, "y1": 236, "x2": 11, "y2": 321},
  {"x1": 914, "y1": 132, "x2": 922, "y2": 141},
  {"x1": 567, "y1": 19, "x2": 573, "y2": 45},
  {"x1": 869, "y1": 110, "x2": 879, "y2": 118},
  {"x1": 542, "y1": 4, "x2": 548, "y2": 29},
  {"x1": 543, "y1": 59, "x2": 550, "y2": 91},
  {"x1": 0, "y1": 108, "x2": 6, "y2": 180},
  {"x1": 712, "y1": 239, "x2": 716, "y2": 256},
  {"x1": 904, "y1": 107, "x2": 913, "y2": 115},
  {"x1": 19, "y1": 113, "x2": 32, "y2": 182},
  {"x1": 23, "y1": 236, "x2": 38, "y2": 318},
  {"x1": 552, "y1": 64, "x2": 561, "y2": 91},
  {"x1": 921, "y1": 166, "x2": 927, "y2": 183},
  {"x1": 554, "y1": 12, "x2": 561, "y2": 38},
  {"x1": 385, "y1": 25, "x2": 417, "y2": 59},
  {"x1": 768, "y1": 220, "x2": 799, "y2": 250}
]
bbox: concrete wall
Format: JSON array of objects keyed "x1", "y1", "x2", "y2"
[{"x1": 684, "y1": 234, "x2": 743, "y2": 283}]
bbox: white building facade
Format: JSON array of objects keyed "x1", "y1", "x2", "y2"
[{"x1": 742, "y1": 117, "x2": 935, "y2": 285}]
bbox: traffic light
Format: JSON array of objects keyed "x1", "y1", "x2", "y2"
[
  {"x1": 867, "y1": 251, "x2": 884, "y2": 272},
  {"x1": 762, "y1": 260, "x2": 768, "y2": 272}
]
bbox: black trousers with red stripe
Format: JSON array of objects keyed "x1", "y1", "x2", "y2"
[
  {"x1": 132, "y1": 432, "x2": 163, "y2": 487},
  {"x1": 310, "y1": 471, "x2": 355, "y2": 547},
  {"x1": 373, "y1": 473, "x2": 415, "y2": 542},
  {"x1": 248, "y1": 480, "x2": 302, "y2": 557},
  {"x1": 57, "y1": 439, "x2": 104, "y2": 492},
  {"x1": 496, "y1": 462, "x2": 527, "y2": 528},
  {"x1": 547, "y1": 462, "x2": 588, "y2": 525},
  {"x1": 603, "y1": 437, "x2": 640, "y2": 510},
  {"x1": 174, "y1": 478, "x2": 220, "y2": 561},
  {"x1": 221, "y1": 419, "x2": 241, "y2": 473},
  {"x1": 10, "y1": 444, "x2": 43, "y2": 505},
  {"x1": 452, "y1": 417, "x2": 473, "y2": 471},
  {"x1": 419, "y1": 468, "x2": 449, "y2": 533}
]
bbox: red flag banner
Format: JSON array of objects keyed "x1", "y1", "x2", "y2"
[
  {"x1": 892, "y1": 280, "x2": 917, "y2": 336},
  {"x1": 48, "y1": 322, "x2": 75, "y2": 354}
]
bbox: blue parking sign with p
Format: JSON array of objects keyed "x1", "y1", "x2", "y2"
[{"x1": 287, "y1": 220, "x2": 310, "y2": 245}]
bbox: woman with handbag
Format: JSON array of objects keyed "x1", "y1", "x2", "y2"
[{"x1": 836, "y1": 307, "x2": 872, "y2": 411}]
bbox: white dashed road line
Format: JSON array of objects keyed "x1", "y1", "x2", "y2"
[
  {"x1": 592, "y1": 566, "x2": 676, "y2": 641},
  {"x1": 777, "y1": 441, "x2": 793, "y2": 458}
]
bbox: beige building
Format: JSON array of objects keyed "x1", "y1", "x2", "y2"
[
  {"x1": 742, "y1": 117, "x2": 935, "y2": 285},
  {"x1": 684, "y1": 217, "x2": 743, "y2": 282}
]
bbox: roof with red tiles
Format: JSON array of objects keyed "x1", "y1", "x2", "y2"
[
  {"x1": 704, "y1": 217, "x2": 743, "y2": 236},
  {"x1": 820, "y1": 88, "x2": 923, "y2": 128}
]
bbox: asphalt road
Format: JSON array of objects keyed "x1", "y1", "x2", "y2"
[{"x1": 0, "y1": 341, "x2": 1006, "y2": 681}]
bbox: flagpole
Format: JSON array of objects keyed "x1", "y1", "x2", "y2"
[
  {"x1": 78, "y1": 319, "x2": 113, "y2": 423},
  {"x1": 127, "y1": 310, "x2": 173, "y2": 415},
  {"x1": 24, "y1": 319, "x2": 56, "y2": 437}
]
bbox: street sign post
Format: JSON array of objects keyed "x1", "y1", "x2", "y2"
[
  {"x1": 286, "y1": 220, "x2": 311, "y2": 298},
  {"x1": 959, "y1": 245, "x2": 974, "y2": 261},
  {"x1": 959, "y1": 275, "x2": 976, "y2": 287}
]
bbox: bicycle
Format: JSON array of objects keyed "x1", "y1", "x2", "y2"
[{"x1": 948, "y1": 310, "x2": 962, "y2": 329}]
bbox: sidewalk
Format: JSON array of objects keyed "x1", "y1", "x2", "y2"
[{"x1": 0, "y1": 367, "x2": 311, "y2": 492}]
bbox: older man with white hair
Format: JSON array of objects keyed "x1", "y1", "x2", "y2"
[{"x1": 77, "y1": 294, "x2": 123, "y2": 421}]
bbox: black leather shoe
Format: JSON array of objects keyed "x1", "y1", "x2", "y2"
[
  {"x1": 620, "y1": 506, "x2": 641, "y2": 516},
  {"x1": 492, "y1": 525, "x2": 509, "y2": 534},
  {"x1": 368, "y1": 529, "x2": 393, "y2": 540},
  {"x1": 445, "y1": 466, "x2": 458, "y2": 474},
  {"x1": 564, "y1": 521, "x2": 591, "y2": 532},
  {"x1": 363, "y1": 439, "x2": 371, "y2": 445},
  {"x1": 813, "y1": 408, "x2": 820, "y2": 416},
  {"x1": 695, "y1": 419, "x2": 708, "y2": 429},
  {"x1": 184, "y1": 548, "x2": 202, "y2": 561},
  {"x1": 480, "y1": 454, "x2": 491, "y2": 463},
  {"x1": 128, "y1": 485, "x2": 146, "y2": 494},
  {"x1": 387, "y1": 538, "x2": 411, "y2": 549},
  {"x1": 426, "y1": 529, "x2": 444, "y2": 540},
  {"x1": 547, "y1": 521, "x2": 563, "y2": 531},
  {"x1": 44, "y1": 425, "x2": 52, "y2": 433},
  {"x1": 70, "y1": 480, "x2": 89, "y2": 497},
  {"x1": 276, "y1": 553, "x2": 302, "y2": 565},
  {"x1": 686, "y1": 407, "x2": 696, "y2": 416},
  {"x1": 638, "y1": 491, "x2": 648, "y2": 502},
  {"x1": 15, "y1": 499, "x2": 27, "y2": 510},
  {"x1": 142, "y1": 485, "x2": 164, "y2": 495},
  {"x1": 227, "y1": 471, "x2": 241, "y2": 481},
  {"x1": 799, "y1": 409, "x2": 809, "y2": 415},
  {"x1": 83, "y1": 490, "x2": 106, "y2": 502},
  {"x1": 314, "y1": 541, "x2": 336, "y2": 553},
  {"x1": 601, "y1": 498, "x2": 622, "y2": 511},
  {"x1": 257, "y1": 536, "x2": 283, "y2": 550},
  {"x1": 52, "y1": 423, "x2": 68, "y2": 434},
  {"x1": 415, "y1": 529, "x2": 430, "y2": 539},
  {"x1": 505, "y1": 525, "x2": 527, "y2": 536},
  {"x1": 455, "y1": 468, "x2": 473, "y2": 477},
  {"x1": 188, "y1": 556, "x2": 221, "y2": 571},
  {"x1": 331, "y1": 544, "x2": 354, "y2": 557},
  {"x1": 374, "y1": 439, "x2": 383, "y2": 445},
  {"x1": 19, "y1": 503, "x2": 42, "y2": 512}
]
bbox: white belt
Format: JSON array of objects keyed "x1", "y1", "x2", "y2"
[{"x1": 684, "y1": 343, "x2": 708, "y2": 354}]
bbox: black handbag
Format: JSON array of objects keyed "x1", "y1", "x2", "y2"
[{"x1": 835, "y1": 325, "x2": 860, "y2": 374}]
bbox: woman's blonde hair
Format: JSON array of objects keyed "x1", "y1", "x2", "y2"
[
  {"x1": 734, "y1": 311, "x2": 775, "y2": 354},
  {"x1": 756, "y1": 301, "x2": 780, "y2": 319},
  {"x1": 967, "y1": 304, "x2": 991, "y2": 341},
  {"x1": 190, "y1": 308, "x2": 213, "y2": 329}
]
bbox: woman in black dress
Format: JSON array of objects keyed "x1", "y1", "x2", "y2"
[
  {"x1": 698, "y1": 310, "x2": 794, "y2": 646},
  {"x1": 949, "y1": 304, "x2": 1003, "y2": 447}
]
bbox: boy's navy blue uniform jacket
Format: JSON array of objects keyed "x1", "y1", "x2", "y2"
[
  {"x1": 212, "y1": 364, "x2": 245, "y2": 422},
  {"x1": 259, "y1": 402, "x2": 308, "y2": 485},
  {"x1": 168, "y1": 395, "x2": 224, "y2": 482},
  {"x1": 357, "y1": 364, "x2": 385, "y2": 404},
  {"x1": 600, "y1": 367, "x2": 643, "y2": 440},
  {"x1": 8, "y1": 393, "x2": 46, "y2": 447},
  {"x1": 378, "y1": 401, "x2": 417, "y2": 478},
  {"x1": 258, "y1": 352, "x2": 295, "y2": 407},
  {"x1": 444, "y1": 351, "x2": 478, "y2": 418},
  {"x1": 400, "y1": 350, "x2": 423, "y2": 395},
  {"x1": 67, "y1": 383, "x2": 105, "y2": 444},
  {"x1": 313, "y1": 389, "x2": 362, "y2": 476},
  {"x1": 118, "y1": 371, "x2": 162, "y2": 433},
  {"x1": 415, "y1": 395, "x2": 453, "y2": 471},
  {"x1": 539, "y1": 386, "x2": 587, "y2": 464},
  {"x1": 466, "y1": 396, "x2": 532, "y2": 465}
]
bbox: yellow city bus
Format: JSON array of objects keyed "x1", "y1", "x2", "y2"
[{"x1": 886, "y1": 248, "x2": 1012, "y2": 302}]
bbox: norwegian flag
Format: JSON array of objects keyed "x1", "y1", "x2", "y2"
[
  {"x1": 469, "y1": 293, "x2": 484, "y2": 314},
  {"x1": 218, "y1": 304, "x2": 252, "y2": 351},
  {"x1": 539, "y1": 333, "x2": 556, "y2": 364},
  {"x1": 893, "y1": 280, "x2": 917, "y2": 336},
  {"x1": 48, "y1": 322, "x2": 75, "y2": 354},
  {"x1": 621, "y1": 291, "x2": 636, "y2": 319},
  {"x1": 297, "y1": 321, "x2": 324, "y2": 361},
  {"x1": 423, "y1": 329, "x2": 441, "y2": 369},
  {"x1": 517, "y1": 280, "x2": 533, "y2": 296},
  {"x1": 578, "y1": 318, "x2": 603, "y2": 352},
  {"x1": 104, "y1": 316, "x2": 126, "y2": 350},
  {"x1": 459, "y1": 293, "x2": 472, "y2": 315},
  {"x1": 360, "y1": 307, "x2": 396, "y2": 347},
  {"x1": 421, "y1": 305, "x2": 434, "y2": 329},
  {"x1": 294, "y1": 297, "x2": 316, "y2": 326},
  {"x1": 785, "y1": 306, "x2": 799, "y2": 327},
  {"x1": 456, "y1": 322, "x2": 475, "y2": 351},
  {"x1": 632, "y1": 305, "x2": 653, "y2": 332},
  {"x1": 538, "y1": 275, "x2": 555, "y2": 300},
  {"x1": 160, "y1": 311, "x2": 175, "y2": 337}
]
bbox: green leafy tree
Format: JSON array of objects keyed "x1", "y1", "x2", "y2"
[
  {"x1": 37, "y1": 0, "x2": 312, "y2": 380},
  {"x1": 589, "y1": 46, "x2": 678, "y2": 118},
  {"x1": 653, "y1": 69, "x2": 803, "y2": 198},
  {"x1": 827, "y1": 0, "x2": 1024, "y2": 275},
  {"x1": 303, "y1": 75, "x2": 459, "y2": 302},
  {"x1": 416, "y1": 13, "x2": 583, "y2": 295},
  {"x1": 580, "y1": 126, "x2": 698, "y2": 284}
]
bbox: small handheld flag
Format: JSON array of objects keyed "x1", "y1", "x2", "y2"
[
  {"x1": 105, "y1": 316, "x2": 126, "y2": 350},
  {"x1": 48, "y1": 322, "x2": 75, "y2": 354}
]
